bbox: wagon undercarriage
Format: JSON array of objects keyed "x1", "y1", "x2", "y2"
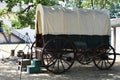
[{"x1": 31, "y1": 37, "x2": 116, "y2": 74}]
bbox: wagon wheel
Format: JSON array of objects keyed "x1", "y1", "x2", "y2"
[
  {"x1": 42, "y1": 37, "x2": 75, "y2": 74},
  {"x1": 76, "y1": 49, "x2": 93, "y2": 65},
  {"x1": 93, "y1": 44, "x2": 116, "y2": 70}
]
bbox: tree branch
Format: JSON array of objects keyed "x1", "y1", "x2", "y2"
[{"x1": 21, "y1": 4, "x2": 34, "y2": 13}]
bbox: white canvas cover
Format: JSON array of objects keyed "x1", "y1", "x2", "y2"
[{"x1": 36, "y1": 4, "x2": 110, "y2": 35}]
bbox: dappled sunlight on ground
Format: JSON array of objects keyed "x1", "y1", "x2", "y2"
[{"x1": 0, "y1": 44, "x2": 120, "y2": 80}]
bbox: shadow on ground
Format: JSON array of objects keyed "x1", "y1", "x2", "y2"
[{"x1": 0, "y1": 61, "x2": 120, "y2": 80}]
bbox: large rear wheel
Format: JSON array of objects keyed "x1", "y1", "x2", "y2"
[{"x1": 42, "y1": 38, "x2": 76, "y2": 74}]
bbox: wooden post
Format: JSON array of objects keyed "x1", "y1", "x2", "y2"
[
  {"x1": 35, "y1": 34, "x2": 43, "y2": 59},
  {"x1": 113, "y1": 27, "x2": 116, "y2": 50}
]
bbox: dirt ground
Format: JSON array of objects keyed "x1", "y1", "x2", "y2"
[
  {"x1": 0, "y1": 60, "x2": 120, "y2": 80},
  {"x1": 0, "y1": 44, "x2": 120, "y2": 80}
]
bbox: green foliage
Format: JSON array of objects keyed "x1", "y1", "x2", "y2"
[
  {"x1": 17, "y1": 9, "x2": 35, "y2": 29},
  {"x1": 0, "y1": 0, "x2": 58, "y2": 29},
  {"x1": 11, "y1": 19, "x2": 21, "y2": 29},
  {"x1": 2, "y1": 23, "x2": 11, "y2": 34},
  {"x1": 66, "y1": 0, "x2": 120, "y2": 10},
  {"x1": 0, "y1": 9, "x2": 3, "y2": 16},
  {"x1": 81, "y1": 1, "x2": 91, "y2": 8},
  {"x1": 66, "y1": 0, "x2": 120, "y2": 18},
  {"x1": 38, "y1": 0, "x2": 57, "y2": 6}
]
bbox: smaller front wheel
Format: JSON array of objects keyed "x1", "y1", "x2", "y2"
[
  {"x1": 76, "y1": 49, "x2": 93, "y2": 65},
  {"x1": 93, "y1": 44, "x2": 116, "y2": 70}
]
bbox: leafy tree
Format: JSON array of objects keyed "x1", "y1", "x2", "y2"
[
  {"x1": 0, "y1": 0, "x2": 58, "y2": 29},
  {"x1": 66, "y1": 0, "x2": 119, "y2": 9},
  {"x1": 65, "y1": 0, "x2": 120, "y2": 18}
]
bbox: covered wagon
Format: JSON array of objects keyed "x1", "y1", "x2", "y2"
[{"x1": 31, "y1": 4, "x2": 116, "y2": 74}]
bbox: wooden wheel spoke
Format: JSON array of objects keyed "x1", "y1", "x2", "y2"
[
  {"x1": 59, "y1": 59, "x2": 65, "y2": 70},
  {"x1": 43, "y1": 52, "x2": 55, "y2": 66},
  {"x1": 64, "y1": 60, "x2": 71, "y2": 66},
  {"x1": 106, "y1": 59, "x2": 112, "y2": 65},
  {"x1": 101, "y1": 60, "x2": 103, "y2": 68},
  {"x1": 62, "y1": 57, "x2": 71, "y2": 66},
  {"x1": 50, "y1": 59, "x2": 57, "y2": 71},
  {"x1": 96, "y1": 58, "x2": 101, "y2": 65},
  {"x1": 106, "y1": 48, "x2": 111, "y2": 53},
  {"x1": 57, "y1": 59, "x2": 60, "y2": 72},
  {"x1": 47, "y1": 58, "x2": 55, "y2": 66},
  {"x1": 44, "y1": 53, "x2": 49, "y2": 65},
  {"x1": 103, "y1": 60, "x2": 107, "y2": 68},
  {"x1": 108, "y1": 53, "x2": 115, "y2": 55}
]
